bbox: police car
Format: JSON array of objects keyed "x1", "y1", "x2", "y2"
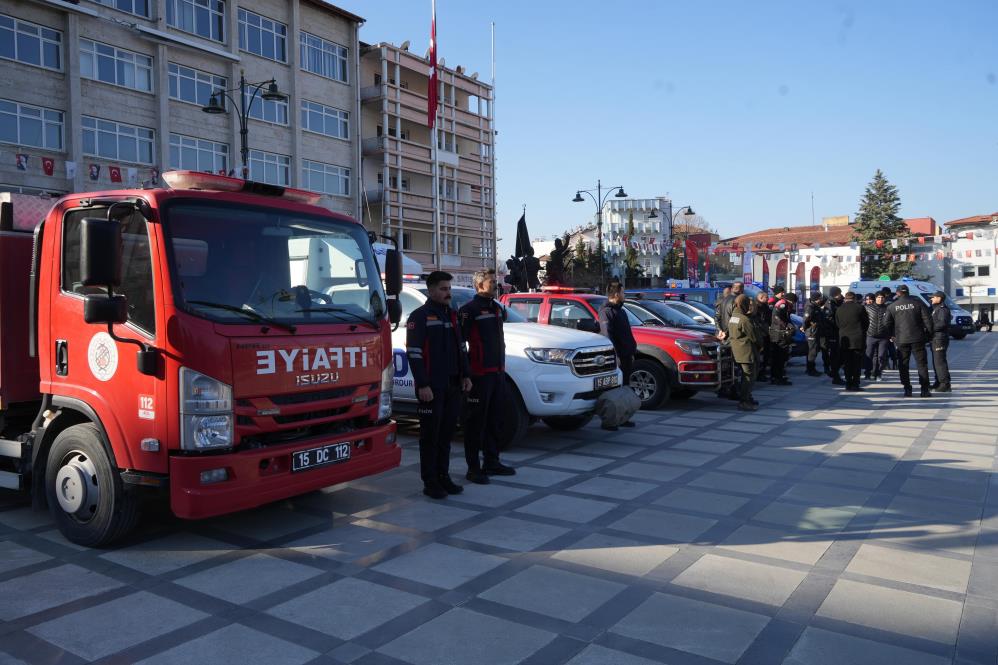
[
  {"x1": 849, "y1": 278, "x2": 975, "y2": 338},
  {"x1": 391, "y1": 285, "x2": 622, "y2": 449}
]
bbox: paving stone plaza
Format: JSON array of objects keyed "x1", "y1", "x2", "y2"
[{"x1": 2, "y1": 335, "x2": 997, "y2": 665}]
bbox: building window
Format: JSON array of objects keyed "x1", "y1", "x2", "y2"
[
  {"x1": 80, "y1": 39, "x2": 153, "y2": 92},
  {"x1": 169, "y1": 63, "x2": 225, "y2": 107},
  {"x1": 301, "y1": 160, "x2": 349, "y2": 197},
  {"x1": 89, "y1": 0, "x2": 150, "y2": 18},
  {"x1": 249, "y1": 149, "x2": 289, "y2": 186},
  {"x1": 82, "y1": 116, "x2": 154, "y2": 164},
  {"x1": 437, "y1": 131, "x2": 457, "y2": 153},
  {"x1": 238, "y1": 9, "x2": 286, "y2": 62},
  {"x1": 979, "y1": 266, "x2": 991, "y2": 277},
  {"x1": 244, "y1": 87, "x2": 287, "y2": 124},
  {"x1": 166, "y1": 0, "x2": 224, "y2": 42},
  {"x1": 402, "y1": 232, "x2": 411, "y2": 250},
  {"x1": 377, "y1": 172, "x2": 409, "y2": 191},
  {"x1": 169, "y1": 133, "x2": 227, "y2": 174},
  {"x1": 962, "y1": 265, "x2": 976, "y2": 278},
  {"x1": 441, "y1": 234, "x2": 460, "y2": 254},
  {"x1": 300, "y1": 100, "x2": 348, "y2": 140},
  {"x1": 299, "y1": 32, "x2": 347, "y2": 82},
  {"x1": 0, "y1": 99, "x2": 63, "y2": 150},
  {"x1": 438, "y1": 179, "x2": 456, "y2": 201},
  {"x1": 0, "y1": 14, "x2": 62, "y2": 71}
]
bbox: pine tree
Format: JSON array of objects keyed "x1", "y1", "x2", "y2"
[{"x1": 853, "y1": 170, "x2": 911, "y2": 279}]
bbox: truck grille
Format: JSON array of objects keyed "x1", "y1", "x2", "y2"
[
  {"x1": 957, "y1": 316, "x2": 972, "y2": 325},
  {"x1": 571, "y1": 347, "x2": 618, "y2": 376}
]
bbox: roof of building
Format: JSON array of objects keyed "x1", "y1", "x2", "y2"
[
  {"x1": 359, "y1": 41, "x2": 490, "y2": 86},
  {"x1": 300, "y1": 0, "x2": 364, "y2": 23},
  {"x1": 945, "y1": 212, "x2": 998, "y2": 228},
  {"x1": 721, "y1": 224, "x2": 854, "y2": 248},
  {"x1": 903, "y1": 217, "x2": 938, "y2": 235}
]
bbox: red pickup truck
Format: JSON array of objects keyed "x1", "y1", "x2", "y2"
[{"x1": 500, "y1": 288, "x2": 735, "y2": 409}]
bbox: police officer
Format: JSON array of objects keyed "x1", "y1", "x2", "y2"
[
  {"x1": 824, "y1": 287, "x2": 845, "y2": 384},
  {"x1": 714, "y1": 282, "x2": 743, "y2": 398},
  {"x1": 406, "y1": 271, "x2": 473, "y2": 499},
  {"x1": 803, "y1": 292, "x2": 827, "y2": 377},
  {"x1": 864, "y1": 291, "x2": 891, "y2": 381},
  {"x1": 728, "y1": 294, "x2": 759, "y2": 411},
  {"x1": 929, "y1": 291, "x2": 952, "y2": 392},
  {"x1": 885, "y1": 284, "x2": 934, "y2": 397},
  {"x1": 598, "y1": 282, "x2": 637, "y2": 431},
  {"x1": 459, "y1": 270, "x2": 516, "y2": 484},
  {"x1": 768, "y1": 292, "x2": 796, "y2": 385}
]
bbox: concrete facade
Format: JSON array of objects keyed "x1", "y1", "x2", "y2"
[
  {"x1": 359, "y1": 42, "x2": 495, "y2": 283},
  {"x1": 0, "y1": 0, "x2": 362, "y2": 219}
]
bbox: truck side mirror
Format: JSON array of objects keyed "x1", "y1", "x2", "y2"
[
  {"x1": 576, "y1": 319, "x2": 600, "y2": 333},
  {"x1": 80, "y1": 217, "x2": 123, "y2": 287},
  {"x1": 387, "y1": 299, "x2": 402, "y2": 325},
  {"x1": 83, "y1": 294, "x2": 127, "y2": 324},
  {"x1": 384, "y1": 248, "x2": 402, "y2": 296}
]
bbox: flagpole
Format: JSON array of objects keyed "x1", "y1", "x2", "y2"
[
  {"x1": 430, "y1": 0, "x2": 440, "y2": 272},
  {"x1": 491, "y1": 20, "x2": 498, "y2": 276}
]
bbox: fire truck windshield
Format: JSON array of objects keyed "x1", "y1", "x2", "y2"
[{"x1": 163, "y1": 201, "x2": 386, "y2": 327}]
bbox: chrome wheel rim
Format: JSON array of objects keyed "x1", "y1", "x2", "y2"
[
  {"x1": 630, "y1": 370, "x2": 657, "y2": 401},
  {"x1": 54, "y1": 451, "x2": 100, "y2": 521}
]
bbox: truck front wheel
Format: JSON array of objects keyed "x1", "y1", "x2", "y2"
[
  {"x1": 495, "y1": 381, "x2": 529, "y2": 450},
  {"x1": 45, "y1": 424, "x2": 139, "y2": 547},
  {"x1": 630, "y1": 359, "x2": 671, "y2": 409}
]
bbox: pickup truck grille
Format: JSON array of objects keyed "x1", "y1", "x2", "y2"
[
  {"x1": 571, "y1": 347, "x2": 618, "y2": 376},
  {"x1": 956, "y1": 316, "x2": 972, "y2": 325}
]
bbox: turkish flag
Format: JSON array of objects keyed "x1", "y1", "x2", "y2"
[
  {"x1": 426, "y1": 0, "x2": 438, "y2": 129},
  {"x1": 109, "y1": 166, "x2": 122, "y2": 183},
  {"x1": 42, "y1": 157, "x2": 54, "y2": 176}
]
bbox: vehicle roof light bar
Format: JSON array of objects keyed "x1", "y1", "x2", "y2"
[{"x1": 162, "y1": 170, "x2": 322, "y2": 205}]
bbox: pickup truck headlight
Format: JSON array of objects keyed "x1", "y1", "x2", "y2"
[
  {"x1": 674, "y1": 339, "x2": 705, "y2": 356},
  {"x1": 525, "y1": 348, "x2": 573, "y2": 364},
  {"x1": 378, "y1": 363, "x2": 393, "y2": 420},
  {"x1": 179, "y1": 368, "x2": 233, "y2": 451}
]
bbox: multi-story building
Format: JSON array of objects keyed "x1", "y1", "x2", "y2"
[
  {"x1": 604, "y1": 197, "x2": 673, "y2": 282},
  {"x1": 0, "y1": 0, "x2": 363, "y2": 219},
  {"x1": 945, "y1": 212, "x2": 998, "y2": 321},
  {"x1": 359, "y1": 41, "x2": 495, "y2": 283}
]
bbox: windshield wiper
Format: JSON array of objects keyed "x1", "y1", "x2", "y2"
[
  {"x1": 295, "y1": 306, "x2": 378, "y2": 330},
  {"x1": 187, "y1": 300, "x2": 297, "y2": 333}
]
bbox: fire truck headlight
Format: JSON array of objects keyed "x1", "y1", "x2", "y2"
[
  {"x1": 378, "y1": 364, "x2": 393, "y2": 420},
  {"x1": 180, "y1": 367, "x2": 234, "y2": 450}
]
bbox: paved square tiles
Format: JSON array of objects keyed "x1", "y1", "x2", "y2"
[
  {"x1": 372, "y1": 543, "x2": 506, "y2": 589},
  {"x1": 0, "y1": 541, "x2": 50, "y2": 575},
  {"x1": 479, "y1": 565, "x2": 625, "y2": 622},
  {"x1": 366, "y1": 501, "x2": 479, "y2": 532},
  {"x1": 454, "y1": 516, "x2": 570, "y2": 552},
  {"x1": 565, "y1": 476, "x2": 657, "y2": 500},
  {"x1": 266, "y1": 577, "x2": 427, "y2": 639},
  {"x1": 175, "y1": 553, "x2": 321, "y2": 604},
  {"x1": 672, "y1": 553, "x2": 808, "y2": 606},
  {"x1": 378, "y1": 608, "x2": 555, "y2": 665},
  {"x1": 609, "y1": 507, "x2": 716, "y2": 542},
  {"x1": 784, "y1": 627, "x2": 951, "y2": 665},
  {"x1": 720, "y1": 524, "x2": 833, "y2": 565},
  {"x1": 515, "y1": 494, "x2": 617, "y2": 523},
  {"x1": 654, "y1": 487, "x2": 750, "y2": 516},
  {"x1": 552, "y1": 533, "x2": 679, "y2": 577},
  {"x1": 99, "y1": 532, "x2": 231, "y2": 575},
  {"x1": 136, "y1": 623, "x2": 318, "y2": 665},
  {"x1": 28, "y1": 591, "x2": 208, "y2": 660},
  {"x1": 611, "y1": 592, "x2": 770, "y2": 663},
  {"x1": 285, "y1": 523, "x2": 410, "y2": 562},
  {"x1": 845, "y1": 544, "x2": 971, "y2": 593},
  {"x1": 0, "y1": 564, "x2": 123, "y2": 620},
  {"x1": 565, "y1": 644, "x2": 666, "y2": 665}
]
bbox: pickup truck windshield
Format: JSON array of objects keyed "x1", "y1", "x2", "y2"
[
  {"x1": 416, "y1": 286, "x2": 526, "y2": 322},
  {"x1": 164, "y1": 201, "x2": 385, "y2": 326}
]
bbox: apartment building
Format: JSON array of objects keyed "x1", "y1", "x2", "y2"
[
  {"x1": 0, "y1": 0, "x2": 362, "y2": 218},
  {"x1": 605, "y1": 197, "x2": 673, "y2": 281},
  {"x1": 945, "y1": 212, "x2": 998, "y2": 320},
  {"x1": 359, "y1": 41, "x2": 495, "y2": 283}
]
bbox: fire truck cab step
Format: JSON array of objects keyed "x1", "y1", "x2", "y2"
[
  {"x1": 0, "y1": 470, "x2": 22, "y2": 490},
  {"x1": 0, "y1": 438, "x2": 23, "y2": 459}
]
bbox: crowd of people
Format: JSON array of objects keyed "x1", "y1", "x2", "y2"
[{"x1": 714, "y1": 282, "x2": 953, "y2": 411}]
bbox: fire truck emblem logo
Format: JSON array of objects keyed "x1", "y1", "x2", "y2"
[{"x1": 87, "y1": 332, "x2": 119, "y2": 382}]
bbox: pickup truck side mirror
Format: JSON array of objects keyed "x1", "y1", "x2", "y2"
[
  {"x1": 383, "y1": 248, "x2": 403, "y2": 326},
  {"x1": 693, "y1": 315, "x2": 708, "y2": 323},
  {"x1": 576, "y1": 319, "x2": 600, "y2": 333}
]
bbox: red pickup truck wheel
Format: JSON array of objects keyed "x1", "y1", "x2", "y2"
[
  {"x1": 630, "y1": 359, "x2": 670, "y2": 409},
  {"x1": 45, "y1": 424, "x2": 139, "y2": 547}
]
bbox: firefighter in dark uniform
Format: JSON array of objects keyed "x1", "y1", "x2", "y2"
[
  {"x1": 405, "y1": 271, "x2": 472, "y2": 499},
  {"x1": 824, "y1": 286, "x2": 845, "y2": 384},
  {"x1": 885, "y1": 284, "x2": 934, "y2": 397},
  {"x1": 728, "y1": 294, "x2": 759, "y2": 411},
  {"x1": 459, "y1": 269, "x2": 516, "y2": 484},
  {"x1": 929, "y1": 290, "x2": 952, "y2": 392},
  {"x1": 768, "y1": 292, "x2": 796, "y2": 384}
]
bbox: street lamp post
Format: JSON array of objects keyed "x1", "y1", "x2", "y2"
[
  {"x1": 203, "y1": 71, "x2": 288, "y2": 178},
  {"x1": 669, "y1": 205, "x2": 695, "y2": 281},
  {"x1": 572, "y1": 179, "x2": 627, "y2": 292}
]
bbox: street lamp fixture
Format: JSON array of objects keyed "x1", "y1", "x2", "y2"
[
  {"x1": 572, "y1": 179, "x2": 628, "y2": 291},
  {"x1": 669, "y1": 205, "x2": 696, "y2": 280},
  {"x1": 202, "y1": 71, "x2": 288, "y2": 177}
]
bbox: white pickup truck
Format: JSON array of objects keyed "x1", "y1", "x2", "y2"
[{"x1": 391, "y1": 286, "x2": 622, "y2": 448}]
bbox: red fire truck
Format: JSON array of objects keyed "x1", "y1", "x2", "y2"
[{"x1": 0, "y1": 171, "x2": 404, "y2": 546}]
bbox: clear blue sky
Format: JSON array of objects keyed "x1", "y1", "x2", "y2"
[{"x1": 337, "y1": 0, "x2": 998, "y2": 258}]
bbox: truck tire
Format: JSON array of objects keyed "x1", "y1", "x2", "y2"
[
  {"x1": 542, "y1": 414, "x2": 593, "y2": 431},
  {"x1": 495, "y1": 381, "x2": 529, "y2": 450},
  {"x1": 630, "y1": 359, "x2": 670, "y2": 409},
  {"x1": 671, "y1": 389, "x2": 697, "y2": 400},
  {"x1": 45, "y1": 423, "x2": 139, "y2": 547}
]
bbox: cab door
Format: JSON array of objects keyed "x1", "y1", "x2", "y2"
[{"x1": 51, "y1": 206, "x2": 167, "y2": 473}]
